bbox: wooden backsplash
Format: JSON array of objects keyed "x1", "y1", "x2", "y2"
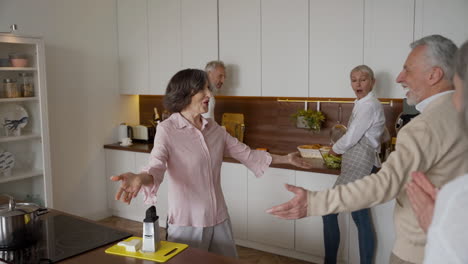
[{"x1": 140, "y1": 95, "x2": 403, "y2": 154}]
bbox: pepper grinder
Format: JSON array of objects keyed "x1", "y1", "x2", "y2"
[{"x1": 142, "y1": 206, "x2": 160, "y2": 252}]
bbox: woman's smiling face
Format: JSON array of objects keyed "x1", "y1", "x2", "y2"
[{"x1": 351, "y1": 70, "x2": 375, "y2": 100}]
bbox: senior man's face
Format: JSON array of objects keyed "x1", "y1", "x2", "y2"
[
  {"x1": 396, "y1": 45, "x2": 432, "y2": 105},
  {"x1": 186, "y1": 82, "x2": 212, "y2": 114},
  {"x1": 208, "y1": 66, "x2": 226, "y2": 90}
]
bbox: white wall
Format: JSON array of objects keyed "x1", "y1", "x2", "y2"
[{"x1": 0, "y1": 0, "x2": 138, "y2": 220}]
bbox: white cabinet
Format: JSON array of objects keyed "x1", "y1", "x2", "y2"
[
  {"x1": 364, "y1": 0, "x2": 415, "y2": 99},
  {"x1": 261, "y1": 0, "x2": 309, "y2": 97},
  {"x1": 117, "y1": 0, "x2": 149, "y2": 95},
  {"x1": 415, "y1": 0, "x2": 468, "y2": 46},
  {"x1": 370, "y1": 200, "x2": 396, "y2": 264},
  {"x1": 0, "y1": 35, "x2": 52, "y2": 207},
  {"x1": 105, "y1": 149, "x2": 168, "y2": 227},
  {"x1": 247, "y1": 167, "x2": 295, "y2": 249},
  {"x1": 106, "y1": 149, "x2": 143, "y2": 220},
  {"x1": 309, "y1": 0, "x2": 364, "y2": 98},
  {"x1": 219, "y1": 0, "x2": 261, "y2": 96},
  {"x1": 295, "y1": 171, "x2": 350, "y2": 261},
  {"x1": 180, "y1": 0, "x2": 218, "y2": 69},
  {"x1": 117, "y1": 0, "x2": 217, "y2": 95},
  {"x1": 148, "y1": 0, "x2": 181, "y2": 95},
  {"x1": 347, "y1": 200, "x2": 396, "y2": 264},
  {"x1": 220, "y1": 162, "x2": 248, "y2": 240}
]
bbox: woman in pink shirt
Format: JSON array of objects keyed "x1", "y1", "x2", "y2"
[{"x1": 111, "y1": 69, "x2": 312, "y2": 257}]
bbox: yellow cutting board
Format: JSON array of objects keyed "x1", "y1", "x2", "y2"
[{"x1": 105, "y1": 237, "x2": 188, "y2": 263}]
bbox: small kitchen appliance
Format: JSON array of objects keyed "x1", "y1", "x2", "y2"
[
  {"x1": 131, "y1": 125, "x2": 155, "y2": 143},
  {"x1": 118, "y1": 123, "x2": 133, "y2": 142},
  {"x1": 142, "y1": 206, "x2": 159, "y2": 252}
]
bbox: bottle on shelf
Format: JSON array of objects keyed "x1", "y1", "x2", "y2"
[
  {"x1": 3, "y1": 78, "x2": 21, "y2": 98},
  {"x1": 18, "y1": 72, "x2": 34, "y2": 97}
]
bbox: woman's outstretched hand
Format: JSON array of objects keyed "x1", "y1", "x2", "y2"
[
  {"x1": 110, "y1": 172, "x2": 146, "y2": 205},
  {"x1": 287, "y1": 152, "x2": 314, "y2": 169}
]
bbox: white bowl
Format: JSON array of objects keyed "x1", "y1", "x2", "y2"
[{"x1": 297, "y1": 145, "x2": 322, "y2": 158}]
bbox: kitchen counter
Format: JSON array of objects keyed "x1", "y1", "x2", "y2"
[
  {"x1": 47, "y1": 210, "x2": 249, "y2": 264},
  {"x1": 104, "y1": 143, "x2": 340, "y2": 175}
]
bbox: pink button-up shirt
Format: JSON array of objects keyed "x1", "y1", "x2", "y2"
[{"x1": 142, "y1": 113, "x2": 272, "y2": 227}]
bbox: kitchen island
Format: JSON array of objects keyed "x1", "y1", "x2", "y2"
[{"x1": 51, "y1": 210, "x2": 248, "y2": 264}]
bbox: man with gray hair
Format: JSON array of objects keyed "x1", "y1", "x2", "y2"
[
  {"x1": 202, "y1": 60, "x2": 226, "y2": 120},
  {"x1": 267, "y1": 34, "x2": 468, "y2": 264}
]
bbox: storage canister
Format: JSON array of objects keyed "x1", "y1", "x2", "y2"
[
  {"x1": 3, "y1": 79, "x2": 20, "y2": 98},
  {"x1": 18, "y1": 73, "x2": 34, "y2": 97}
]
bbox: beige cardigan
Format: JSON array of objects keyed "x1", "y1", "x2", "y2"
[{"x1": 307, "y1": 93, "x2": 468, "y2": 263}]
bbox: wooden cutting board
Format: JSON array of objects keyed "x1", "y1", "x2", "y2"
[
  {"x1": 221, "y1": 113, "x2": 245, "y2": 142},
  {"x1": 105, "y1": 237, "x2": 188, "y2": 263}
]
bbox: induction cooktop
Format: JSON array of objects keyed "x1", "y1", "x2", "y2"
[{"x1": 0, "y1": 214, "x2": 132, "y2": 264}]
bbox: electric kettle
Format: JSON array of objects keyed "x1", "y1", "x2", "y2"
[{"x1": 118, "y1": 123, "x2": 133, "y2": 142}]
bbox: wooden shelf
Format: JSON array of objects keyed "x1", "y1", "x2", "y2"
[
  {"x1": 0, "y1": 169, "x2": 43, "y2": 184},
  {"x1": 0, "y1": 97, "x2": 38, "y2": 103},
  {"x1": 0, "y1": 133, "x2": 41, "y2": 143},
  {"x1": 0, "y1": 67, "x2": 36, "y2": 71}
]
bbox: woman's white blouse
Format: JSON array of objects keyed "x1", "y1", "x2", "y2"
[{"x1": 332, "y1": 91, "x2": 385, "y2": 157}]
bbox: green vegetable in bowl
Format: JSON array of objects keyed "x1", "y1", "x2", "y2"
[{"x1": 322, "y1": 153, "x2": 342, "y2": 169}]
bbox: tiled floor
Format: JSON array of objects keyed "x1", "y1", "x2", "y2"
[{"x1": 98, "y1": 216, "x2": 315, "y2": 264}]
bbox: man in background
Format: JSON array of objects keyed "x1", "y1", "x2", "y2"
[{"x1": 202, "y1": 60, "x2": 226, "y2": 120}]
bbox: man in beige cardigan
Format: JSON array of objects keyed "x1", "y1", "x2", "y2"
[{"x1": 267, "y1": 35, "x2": 468, "y2": 264}]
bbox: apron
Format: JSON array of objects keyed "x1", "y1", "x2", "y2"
[
  {"x1": 334, "y1": 136, "x2": 375, "y2": 187},
  {"x1": 333, "y1": 109, "x2": 377, "y2": 187}
]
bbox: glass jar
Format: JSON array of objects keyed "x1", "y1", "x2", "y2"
[
  {"x1": 3, "y1": 78, "x2": 21, "y2": 98},
  {"x1": 19, "y1": 72, "x2": 34, "y2": 97}
]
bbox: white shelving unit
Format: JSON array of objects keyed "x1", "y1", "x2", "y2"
[{"x1": 0, "y1": 34, "x2": 52, "y2": 207}]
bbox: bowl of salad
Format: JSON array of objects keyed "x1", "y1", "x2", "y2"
[{"x1": 320, "y1": 150, "x2": 342, "y2": 169}]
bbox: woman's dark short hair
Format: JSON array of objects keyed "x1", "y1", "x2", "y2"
[{"x1": 163, "y1": 69, "x2": 210, "y2": 113}]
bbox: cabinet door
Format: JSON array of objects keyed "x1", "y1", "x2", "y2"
[
  {"x1": 117, "y1": 0, "x2": 149, "y2": 94},
  {"x1": 247, "y1": 168, "x2": 295, "y2": 249},
  {"x1": 148, "y1": 0, "x2": 182, "y2": 95},
  {"x1": 105, "y1": 150, "x2": 143, "y2": 221},
  {"x1": 414, "y1": 0, "x2": 468, "y2": 46},
  {"x1": 220, "y1": 162, "x2": 248, "y2": 240},
  {"x1": 364, "y1": 0, "x2": 414, "y2": 99},
  {"x1": 309, "y1": 0, "x2": 364, "y2": 98},
  {"x1": 181, "y1": 0, "x2": 218, "y2": 69},
  {"x1": 295, "y1": 171, "x2": 349, "y2": 261},
  {"x1": 219, "y1": 0, "x2": 261, "y2": 96},
  {"x1": 366, "y1": 200, "x2": 396, "y2": 264},
  {"x1": 261, "y1": 0, "x2": 308, "y2": 97},
  {"x1": 135, "y1": 152, "x2": 169, "y2": 228}
]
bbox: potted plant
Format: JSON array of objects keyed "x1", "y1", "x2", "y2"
[{"x1": 292, "y1": 109, "x2": 326, "y2": 132}]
